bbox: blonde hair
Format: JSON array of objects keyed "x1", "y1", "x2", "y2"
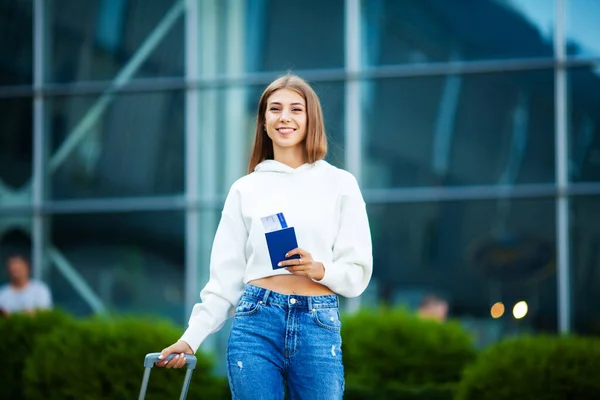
[{"x1": 247, "y1": 74, "x2": 328, "y2": 173}]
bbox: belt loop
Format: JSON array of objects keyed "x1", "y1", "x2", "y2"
[
  {"x1": 307, "y1": 296, "x2": 314, "y2": 311},
  {"x1": 261, "y1": 289, "x2": 271, "y2": 305}
]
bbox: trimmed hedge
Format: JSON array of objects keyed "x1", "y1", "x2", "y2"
[
  {"x1": 6, "y1": 307, "x2": 600, "y2": 399},
  {"x1": 0, "y1": 309, "x2": 74, "y2": 400},
  {"x1": 345, "y1": 383, "x2": 456, "y2": 400},
  {"x1": 342, "y1": 308, "x2": 476, "y2": 394},
  {"x1": 22, "y1": 315, "x2": 229, "y2": 400},
  {"x1": 455, "y1": 335, "x2": 600, "y2": 400}
]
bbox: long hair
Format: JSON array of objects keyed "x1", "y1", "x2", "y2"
[{"x1": 247, "y1": 74, "x2": 328, "y2": 174}]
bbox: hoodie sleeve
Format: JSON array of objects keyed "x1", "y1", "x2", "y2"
[
  {"x1": 179, "y1": 185, "x2": 248, "y2": 353},
  {"x1": 316, "y1": 173, "x2": 373, "y2": 298}
]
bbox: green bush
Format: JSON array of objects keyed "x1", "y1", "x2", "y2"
[
  {"x1": 0, "y1": 309, "x2": 74, "y2": 400},
  {"x1": 455, "y1": 335, "x2": 600, "y2": 400},
  {"x1": 342, "y1": 308, "x2": 476, "y2": 393},
  {"x1": 23, "y1": 315, "x2": 229, "y2": 400},
  {"x1": 345, "y1": 383, "x2": 456, "y2": 400}
]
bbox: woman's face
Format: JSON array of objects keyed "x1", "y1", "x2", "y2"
[{"x1": 264, "y1": 88, "x2": 307, "y2": 154}]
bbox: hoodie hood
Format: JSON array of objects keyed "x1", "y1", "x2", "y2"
[{"x1": 254, "y1": 159, "x2": 325, "y2": 174}]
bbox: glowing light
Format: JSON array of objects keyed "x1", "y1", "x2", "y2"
[
  {"x1": 513, "y1": 301, "x2": 528, "y2": 319},
  {"x1": 490, "y1": 302, "x2": 505, "y2": 318}
]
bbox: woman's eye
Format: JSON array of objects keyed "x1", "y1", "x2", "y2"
[
  {"x1": 269, "y1": 107, "x2": 280, "y2": 111},
  {"x1": 292, "y1": 108, "x2": 303, "y2": 112}
]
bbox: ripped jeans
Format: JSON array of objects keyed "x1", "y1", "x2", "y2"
[{"x1": 226, "y1": 284, "x2": 344, "y2": 400}]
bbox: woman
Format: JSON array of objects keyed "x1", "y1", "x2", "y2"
[{"x1": 158, "y1": 74, "x2": 372, "y2": 399}]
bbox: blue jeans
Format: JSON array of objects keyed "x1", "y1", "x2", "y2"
[{"x1": 226, "y1": 284, "x2": 344, "y2": 400}]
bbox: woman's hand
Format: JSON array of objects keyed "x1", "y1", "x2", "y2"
[
  {"x1": 278, "y1": 248, "x2": 325, "y2": 281},
  {"x1": 155, "y1": 340, "x2": 194, "y2": 369}
]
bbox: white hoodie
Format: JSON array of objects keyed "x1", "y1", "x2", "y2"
[{"x1": 180, "y1": 159, "x2": 373, "y2": 352}]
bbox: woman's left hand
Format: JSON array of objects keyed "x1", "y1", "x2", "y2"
[{"x1": 278, "y1": 248, "x2": 325, "y2": 281}]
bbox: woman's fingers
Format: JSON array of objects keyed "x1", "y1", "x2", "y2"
[
  {"x1": 164, "y1": 354, "x2": 178, "y2": 369},
  {"x1": 278, "y1": 257, "x2": 303, "y2": 268},
  {"x1": 286, "y1": 265, "x2": 302, "y2": 274},
  {"x1": 167, "y1": 353, "x2": 186, "y2": 369},
  {"x1": 157, "y1": 341, "x2": 193, "y2": 368},
  {"x1": 164, "y1": 353, "x2": 188, "y2": 369},
  {"x1": 177, "y1": 353, "x2": 188, "y2": 368},
  {"x1": 285, "y1": 248, "x2": 306, "y2": 257},
  {"x1": 287, "y1": 261, "x2": 325, "y2": 280},
  {"x1": 278, "y1": 248, "x2": 312, "y2": 268},
  {"x1": 156, "y1": 345, "x2": 174, "y2": 367}
]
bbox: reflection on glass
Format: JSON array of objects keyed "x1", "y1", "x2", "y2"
[
  {"x1": 246, "y1": 0, "x2": 344, "y2": 72},
  {"x1": 567, "y1": 0, "x2": 600, "y2": 57},
  {"x1": 48, "y1": 0, "x2": 183, "y2": 83},
  {"x1": 0, "y1": 98, "x2": 33, "y2": 189},
  {"x1": 366, "y1": 198, "x2": 557, "y2": 345},
  {"x1": 308, "y1": 81, "x2": 346, "y2": 168},
  {"x1": 47, "y1": 211, "x2": 184, "y2": 322},
  {"x1": 0, "y1": 228, "x2": 32, "y2": 285},
  {"x1": 362, "y1": 0, "x2": 554, "y2": 65},
  {"x1": 362, "y1": 69, "x2": 555, "y2": 188},
  {"x1": 0, "y1": 0, "x2": 32, "y2": 86},
  {"x1": 568, "y1": 67, "x2": 600, "y2": 183},
  {"x1": 570, "y1": 196, "x2": 600, "y2": 334},
  {"x1": 47, "y1": 90, "x2": 185, "y2": 199}
]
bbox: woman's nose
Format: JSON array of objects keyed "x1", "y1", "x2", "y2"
[{"x1": 280, "y1": 109, "x2": 291, "y2": 121}]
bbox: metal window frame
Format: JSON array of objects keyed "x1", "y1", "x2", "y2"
[
  {"x1": 555, "y1": 0, "x2": 571, "y2": 334},
  {"x1": 8, "y1": 0, "x2": 596, "y2": 337},
  {"x1": 3, "y1": 56, "x2": 600, "y2": 99}
]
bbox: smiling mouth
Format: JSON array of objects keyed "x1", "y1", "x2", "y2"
[{"x1": 277, "y1": 128, "x2": 296, "y2": 135}]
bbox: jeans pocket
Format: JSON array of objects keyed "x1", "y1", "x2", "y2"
[
  {"x1": 312, "y1": 308, "x2": 342, "y2": 332},
  {"x1": 234, "y1": 296, "x2": 262, "y2": 317}
]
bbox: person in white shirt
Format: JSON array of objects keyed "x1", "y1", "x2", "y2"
[
  {"x1": 0, "y1": 254, "x2": 53, "y2": 316},
  {"x1": 157, "y1": 74, "x2": 373, "y2": 399}
]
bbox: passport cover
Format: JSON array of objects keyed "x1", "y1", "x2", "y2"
[{"x1": 265, "y1": 226, "x2": 300, "y2": 269}]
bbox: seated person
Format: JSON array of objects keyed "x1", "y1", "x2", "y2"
[
  {"x1": 417, "y1": 294, "x2": 448, "y2": 322},
  {"x1": 0, "y1": 254, "x2": 53, "y2": 316}
]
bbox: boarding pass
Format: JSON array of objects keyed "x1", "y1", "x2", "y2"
[{"x1": 260, "y1": 212, "x2": 289, "y2": 232}]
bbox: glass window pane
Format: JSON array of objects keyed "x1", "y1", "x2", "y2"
[
  {"x1": 0, "y1": 0, "x2": 32, "y2": 86},
  {"x1": 47, "y1": 211, "x2": 184, "y2": 322},
  {"x1": 0, "y1": 98, "x2": 33, "y2": 189},
  {"x1": 247, "y1": 0, "x2": 344, "y2": 72},
  {"x1": 189, "y1": 0, "x2": 344, "y2": 77},
  {"x1": 48, "y1": 0, "x2": 183, "y2": 83},
  {"x1": 571, "y1": 195, "x2": 600, "y2": 334},
  {"x1": 315, "y1": 81, "x2": 346, "y2": 169},
  {"x1": 567, "y1": 0, "x2": 600, "y2": 58},
  {"x1": 363, "y1": 70, "x2": 555, "y2": 189},
  {"x1": 366, "y1": 198, "x2": 557, "y2": 344},
  {"x1": 47, "y1": 90, "x2": 184, "y2": 199},
  {"x1": 362, "y1": 0, "x2": 555, "y2": 66},
  {"x1": 568, "y1": 66, "x2": 600, "y2": 183}
]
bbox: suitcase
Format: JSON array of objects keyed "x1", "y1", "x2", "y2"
[{"x1": 138, "y1": 352, "x2": 197, "y2": 400}]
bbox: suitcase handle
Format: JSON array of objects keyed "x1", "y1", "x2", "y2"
[
  {"x1": 144, "y1": 352, "x2": 197, "y2": 370},
  {"x1": 139, "y1": 353, "x2": 197, "y2": 400}
]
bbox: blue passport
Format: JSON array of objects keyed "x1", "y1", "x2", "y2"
[{"x1": 265, "y1": 226, "x2": 300, "y2": 269}]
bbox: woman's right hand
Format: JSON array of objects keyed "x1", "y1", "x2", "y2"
[{"x1": 155, "y1": 340, "x2": 194, "y2": 369}]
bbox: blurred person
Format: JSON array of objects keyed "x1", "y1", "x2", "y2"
[
  {"x1": 157, "y1": 74, "x2": 373, "y2": 399},
  {"x1": 0, "y1": 254, "x2": 53, "y2": 317},
  {"x1": 417, "y1": 294, "x2": 448, "y2": 322}
]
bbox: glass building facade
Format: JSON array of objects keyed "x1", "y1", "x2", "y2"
[{"x1": 1, "y1": 0, "x2": 600, "y2": 358}]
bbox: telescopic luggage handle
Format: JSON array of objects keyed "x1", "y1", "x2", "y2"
[
  {"x1": 144, "y1": 352, "x2": 197, "y2": 369},
  {"x1": 138, "y1": 353, "x2": 197, "y2": 400}
]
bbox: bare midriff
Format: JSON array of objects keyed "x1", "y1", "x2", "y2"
[{"x1": 249, "y1": 274, "x2": 334, "y2": 296}]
